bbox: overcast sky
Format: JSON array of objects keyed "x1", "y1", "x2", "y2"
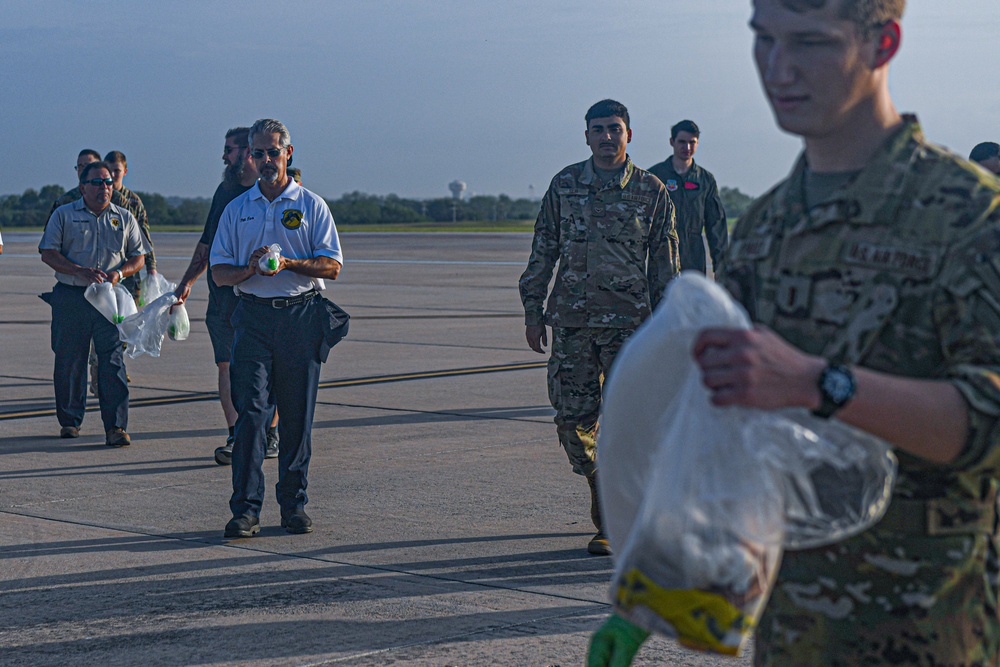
[{"x1": 2, "y1": 1, "x2": 998, "y2": 201}]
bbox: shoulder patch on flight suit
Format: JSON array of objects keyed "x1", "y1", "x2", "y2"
[
  {"x1": 281, "y1": 209, "x2": 303, "y2": 230},
  {"x1": 665, "y1": 179, "x2": 678, "y2": 192}
]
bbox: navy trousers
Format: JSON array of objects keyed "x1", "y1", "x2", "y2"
[
  {"x1": 229, "y1": 297, "x2": 324, "y2": 519},
  {"x1": 50, "y1": 282, "x2": 129, "y2": 432}
]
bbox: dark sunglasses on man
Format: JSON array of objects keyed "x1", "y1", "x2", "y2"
[
  {"x1": 82, "y1": 178, "x2": 114, "y2": 186},
  {"x1": 251, "y1": 148, "x2": 284, "y2": 160}
]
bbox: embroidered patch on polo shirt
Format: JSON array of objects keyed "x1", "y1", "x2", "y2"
[{"x1": 281, "y1": 209, "x2": 303, "y2": 230}]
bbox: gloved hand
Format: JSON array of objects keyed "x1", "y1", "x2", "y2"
[{"x1": 587, "y1": 614, "x2": 650, "y2": 667}]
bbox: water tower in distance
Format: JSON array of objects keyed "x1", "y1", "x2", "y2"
[
  {"x1": 448, "y1": 180, "x2": 467, "y2": 222},
  {"x1": 448, "y1": 180, "x2": 466, "y2": 200}
]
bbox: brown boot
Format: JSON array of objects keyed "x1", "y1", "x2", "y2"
[{"x1": 587, "y1": 475, "x2": 611, "y2": 556}]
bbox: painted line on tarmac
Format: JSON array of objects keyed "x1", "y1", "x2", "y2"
[
  {"x1": 0, "y1": 254, "x2": 527, "y2": 265},
  {"x1": 349, "y1": 258, "x2": 526, "y2": 266},
  {"x1": 354, "y1": 312, "x2": 521, "y2": 320},
  {"x1": 0, "y1": 313, "x2": 522, "y2": 324},
  {"x1": 0, "y1": 361, "x2": 547, "y2": 421}
]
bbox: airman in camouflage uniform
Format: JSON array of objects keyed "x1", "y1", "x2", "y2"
[
  {"x1": 720, "y1": 115, "x2": 1000, "y2": 666},
  {"x1": 104, "y1": 151, "x2": 156, "y2": 300},
  {"x1": 587, "y1": 1, "x2": 1000, "y2": 665},
  {"x1": 696, "y1": 1, "x2": 1000, "y2": 665},
  {"x1": 520, "y1": 99, "x2": 678, "y2": 556}
]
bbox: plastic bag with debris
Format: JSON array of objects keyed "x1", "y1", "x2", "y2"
[
  {"x1": 168, "y1": 303, "x2": 190, "y2": 341},
  {"x1": 118, "y1": 292, "x2": 178, "y2": 358},
  {"x1": 139, "y1": 272, "x2": 174, "y2": 308},
  {"x1": 599, "y1": 272, "x2": 897, "y2": 656},
  {"x1": 259, "y1": 244, "x2": 282, "y2": 272},
  {"x1": 85, "y1": 281, "x2": 137, "y2": 324}
]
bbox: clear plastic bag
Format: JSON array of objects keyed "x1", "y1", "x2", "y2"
[
  {"x1": 168, "y1": 303, "x2": 190, "y2": 341},
  {"x1": 115, "y1": 281, "x2": 137, "y2": 322},
  {"x1": 118, "y1": 292, "x2": 178, "y2": 358},
  {"x1": 600, "y1": 272, "x2": 897, "y2": 656},
  {"x1": 258, "y1": 244, "x2": 282, "y2": 272},
  {"x1": 139, "y1": 272, "x2": 174, "y2": 308},
  {"x1": 85, "y1": 282, "x2": 137, "y2": 324}
]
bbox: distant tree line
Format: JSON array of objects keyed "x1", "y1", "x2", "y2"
[
  {"x1": 0, "y1": 185, "x2": 212, "y2": 228},
  {"x1": 0, "y1": 184, "x2": 758, "y2": 228},
  {"x1": 327, "y1": 192, "x2": 541, "y2": 225},
  {"x1": 719, "y1": 186, "x2": 754, "y2": 219}
]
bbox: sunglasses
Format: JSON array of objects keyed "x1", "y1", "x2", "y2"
[
  {"x1": 251, "y1": 148, "x2": 284, "y2": 160},
  {"x1": 83, "y1": 178, "x2": 114, "y2": 186}
]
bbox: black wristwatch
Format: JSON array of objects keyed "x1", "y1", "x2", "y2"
[{"x1": 812, "y1": 364, "x2": 855, "y2": 419}]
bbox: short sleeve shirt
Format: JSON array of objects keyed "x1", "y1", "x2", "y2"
[
  {"x1": 209, "y1": 180, "x2": 343, "y2": 298},
  {"x1": 199, "y1": 180, "x2": 253, "y2": 248},
  {"x1": 39, "y1": 199, "x2": 148, "y2": 286}
]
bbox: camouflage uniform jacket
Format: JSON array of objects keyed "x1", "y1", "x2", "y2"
[
  {"x1": 647, "y1": 158, "x2": 728, "y2": 274},
  {"x1": 115, "y1": 185, "x2": 155, "y2": 272},
  {"x1": 519, "y1": 156, "x2": 679, "y2": 329},
  {"x1": 719, "y1": 116, "x2": 1000, "y2": 665}
]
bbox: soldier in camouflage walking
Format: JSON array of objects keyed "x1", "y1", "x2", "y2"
[
  {"x1": 104, "y1": 151, "x2": 156, "y2": 300},
  {"x1": 589, "y1": 0, "x2": 1000, "y2": 665},
  {"x1": 520, "y1": 99, "x2": 678, "y2": 556}
]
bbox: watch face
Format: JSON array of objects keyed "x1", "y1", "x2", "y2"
[{"x1": 822, "y1": 368, "x2": 854, "y2": 404}]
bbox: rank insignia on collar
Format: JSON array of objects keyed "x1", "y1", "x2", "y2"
[
  {"x1": 665, "y1": 179, "x2": 678, "y2": 192},
  {"x1": 281, "y1": 209, "x2": 303, "y2": 230}
]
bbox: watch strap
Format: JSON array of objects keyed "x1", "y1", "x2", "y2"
[{"x1": 812, "y1": 363, "x2": 856, "y2": 419}]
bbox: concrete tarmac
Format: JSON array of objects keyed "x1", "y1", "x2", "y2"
[{"x1": 0, "y1": 231, "x2": 751, "y2": 666}]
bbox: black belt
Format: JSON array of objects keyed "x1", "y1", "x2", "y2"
[{"x1": 239, "y1": 290, "x2": 318, "y2": 309}]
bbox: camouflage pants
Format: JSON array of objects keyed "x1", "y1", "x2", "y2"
[
  {"x1": 547, "y1": 326, "x2": 635, "y2": 478},
  {"x1": 754, "y1": 524, "x2": 1000, "y2": 666}
]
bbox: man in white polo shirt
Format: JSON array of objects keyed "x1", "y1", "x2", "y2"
[{"x1": 210, "y1": 118, "x2": 343, "y2": 539}]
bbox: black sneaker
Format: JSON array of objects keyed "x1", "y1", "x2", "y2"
[
  {"x1": 265, "y1": 428, "x2": 279, "y2": 459},
  {"x1": 280, "y1": 508, "x2": 313, "y2": 534},
  {"x1": 224, "y1": 514, "x2": 260, "y2": 538},
  {"x1": 214, "y1": 436, "x2": 234, "y2": 466}
]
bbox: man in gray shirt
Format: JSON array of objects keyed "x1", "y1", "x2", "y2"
[{"x1": 39, "y1": 161, "x2": 147, "y2": 446}]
